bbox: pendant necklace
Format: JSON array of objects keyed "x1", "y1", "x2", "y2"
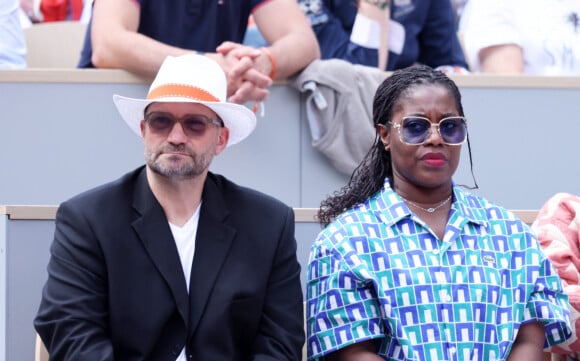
[{"x1": 399, "y1": 194, "x2": 452, "y2": 213}]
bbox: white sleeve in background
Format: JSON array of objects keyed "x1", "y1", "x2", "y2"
[
  {"x1": 460, "y1": 0, "x2": 580, "y2": 75},
  {"x1": 350, "y1": 13, "x2": 405, "y2": 55},
  {"x1": 0, "y1": 0, "x2": 26, "y2": 69},
  {"x1": 458, "y1": 0, "x2": 520, "y2": 72}
]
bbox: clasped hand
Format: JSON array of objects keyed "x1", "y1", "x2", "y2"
[{"x1": 215, "y1": 42, "x2": 273, "y2": 105}]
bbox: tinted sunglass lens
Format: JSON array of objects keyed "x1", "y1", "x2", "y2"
[
  {"x1": 184, "y1": 116, "x2": 209, "y2": 136},
  {"x1": 440, "y1": 118, "x2": 466, "y2": 144},
  {"x1": 148, "y1": 115, "x2": 173, "y2": 131},
  {"x1": 402, "y1": 118, "x2": 431, "y2": 144}
]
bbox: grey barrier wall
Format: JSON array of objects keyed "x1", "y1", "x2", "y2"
[
  {"x1": 2, "y1": 70, "x2": 580, "y2": 210},
  {"x1": 0, "y1": 210, "x2": 54, "y2": 361}
]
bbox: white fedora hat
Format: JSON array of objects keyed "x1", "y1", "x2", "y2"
[{"x1": 113, "y1": 54, "x2": 257, "y2": 147}]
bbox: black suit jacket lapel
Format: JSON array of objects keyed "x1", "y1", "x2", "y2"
[
  {"x1": 130, "y1": 169, "x2": 189, "y2": 324},
  {"x1": 188, "y1": 175, "x2": 236, "y2": 338}
]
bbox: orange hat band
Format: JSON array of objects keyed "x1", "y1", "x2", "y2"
[{"x1": 147, "y1": 84, "x2": 220, "y2": 102}]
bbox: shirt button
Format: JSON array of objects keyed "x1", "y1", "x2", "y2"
[{"x1": 433, "y1": 249, "x2": 440, "y2": 255}]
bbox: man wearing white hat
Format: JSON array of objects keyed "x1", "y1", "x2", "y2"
[{"x1": 34, "y1": 54, "x2": 304, "y2": 361}]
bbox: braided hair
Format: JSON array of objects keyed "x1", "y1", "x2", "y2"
[{"x1": 318, "y1": 65, "x2": 466, "y2": 227}]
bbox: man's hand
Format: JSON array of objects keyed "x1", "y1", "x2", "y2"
[{"x1": 216, "y1": 42, "x2": 273, "y2": 104}]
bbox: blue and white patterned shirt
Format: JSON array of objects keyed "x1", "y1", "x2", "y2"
[{"x1": 307, "y1": 179, "x2": 572, "y2": 361}]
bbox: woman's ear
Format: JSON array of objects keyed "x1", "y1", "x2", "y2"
[{"x1": 377, "y1": 124, "x2": 391, "y2": 151}]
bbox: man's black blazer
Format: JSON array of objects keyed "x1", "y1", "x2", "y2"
[{"x1": 34, "y1": 166, "x2": 305, "y2": 361}]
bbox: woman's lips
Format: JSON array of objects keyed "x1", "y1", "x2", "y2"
[{"x1": 422, "y1": 153, "x2": 446, "y2": 166}]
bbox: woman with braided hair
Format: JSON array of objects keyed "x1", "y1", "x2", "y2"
[{"x1": 306, "y1": 64, "x2": 572, "y2": 361}]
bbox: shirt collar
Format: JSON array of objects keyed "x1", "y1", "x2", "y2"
[{"x1": 368, "y1": 178, "x2": 488, "y2": 228}]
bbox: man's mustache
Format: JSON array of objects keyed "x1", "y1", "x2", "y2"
[{"x1": 158, "y1": 145, "x2": 193, "y2": 155}]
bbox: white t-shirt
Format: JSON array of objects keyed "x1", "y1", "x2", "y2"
[
  {"x1": 169, "y1": 203, "x2": 201, "y2": 361},
  {"x1": 459, "y1": 0, "x2": 580, "y2": 75}
]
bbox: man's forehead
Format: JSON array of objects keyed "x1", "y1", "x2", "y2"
[{"x1": 145, "y1": 102, "x2": 216, "y2": 116}]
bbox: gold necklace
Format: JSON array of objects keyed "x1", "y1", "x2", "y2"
[{"x1": 399, "y1": 194, "x2": 452, "y2": 213}]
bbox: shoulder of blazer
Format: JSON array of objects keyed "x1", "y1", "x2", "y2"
[
  {"x1": 59, "y1": 166, "x2": 151, "y2": 220},
  {"x1": 204, "y1": 172, "x2": 293, "y2": 218}
]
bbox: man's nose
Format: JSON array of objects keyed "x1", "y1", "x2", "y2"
[{"x1": 166, "y1": 121, "x2": 189, "y2": 143}]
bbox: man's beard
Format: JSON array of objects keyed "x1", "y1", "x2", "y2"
[{"x1": 144, "y1": 144, "x2": 214, "y2": 180}]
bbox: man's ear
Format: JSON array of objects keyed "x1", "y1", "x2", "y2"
[
  {"x1": 214, "y1": 127, "x2": 230, "y2": 155},
  {"x1": 140, "y1": 120, "x2": 146, "y2": 138},
  {"x1": 377, "y1": 124, "x2": 390, "y2": 151}
]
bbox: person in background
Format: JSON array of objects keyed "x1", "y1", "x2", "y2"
[
  {"x1": 34, "y1": 54, "x2": 305, "y2": 360},
  {"x1": 79, "y1": 0, "x2": 320, "y2": 105},
  {"x1": 246, "y1": 0, "x2": 468, "y2": 73},
  {"x1": 1, "y1": 0, "x2": 26, "y2": 69},
  {"x1": 533, "y1": 193, "x2": 580, "y2": 361},
  {"x1": 459, "y1": 0, "x2": 580, "y2": 75},
  {"x1": 306, "y1": 64, "x2": 571, "y2": 360}
]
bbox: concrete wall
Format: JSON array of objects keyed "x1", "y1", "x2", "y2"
[{"x1": 2, "y1": 70, "x2": 580, "y2": 210}]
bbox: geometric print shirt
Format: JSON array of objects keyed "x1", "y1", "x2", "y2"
[{"x1": 306, "y1": 179, "x2": 572, "y2": 360}]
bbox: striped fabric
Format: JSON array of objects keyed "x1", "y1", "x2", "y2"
[{"x1": 307, "y1": 180, "x2": 572, "y2": 361}]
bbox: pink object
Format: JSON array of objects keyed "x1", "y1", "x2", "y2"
[{"x1": 533, "y1": 193, "x2": 580, "y2": 358}]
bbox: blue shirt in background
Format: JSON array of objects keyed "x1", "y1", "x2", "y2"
[{"x1": 300, "y1": 0, "x2": 468, "y2": 71}]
